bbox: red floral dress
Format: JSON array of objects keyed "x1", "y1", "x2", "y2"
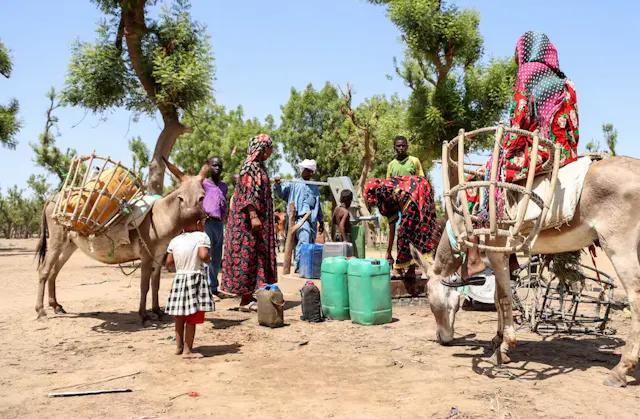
[
  {"x1": 221, "y1": 167, "x2": 277, "y2": 295},
  {"x1": 502, "y1": 81, "x2": 579, "y2": 182}
]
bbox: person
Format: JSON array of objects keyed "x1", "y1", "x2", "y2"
[
  {"x1": 273, "y1": 159, "x2": 324, "y2": 272},
  {"x1": 386, "y1": 136, "x2": 425, "y2": 178},
  {"x1": 165, "y1": 218, "x2": 214, "y2": 358},
  {"x1": 449, "y1": 31, "x2": 580, "y2": 288},
  {"x1": 201, "y1": 156, "x2": 233, "y2": 299},
  {"x1": 499, "y1": 31, "x2": 579, "y2": 182},
  {"x1": 221, "y1": 134, "x2": 278, "y2": 312},
  {"x1": 332, "y1": 189, "x2": 352, "y2": 242},
  {"x1": 364, "y1": 176, "x2": 441, "y2": 277}
]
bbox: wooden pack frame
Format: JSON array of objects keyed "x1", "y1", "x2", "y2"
[
  {"x1": 52, "y1": 152, "x2": 145, "y2": 236},
  {"x1": 442, "y1": 124, "x2": 561, "y2": 253}
]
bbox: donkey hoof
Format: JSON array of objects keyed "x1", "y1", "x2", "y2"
[
  {"x1": 491, "y1": 335, "x2": 503, "y2": 350},
  {"x1": 53, "y1": 305, "x2": 67, "y2": 314},
  {"x1": 139, "y1": 312, "x2": 151, "y2": 325},
  {"x1": 36, "y1": 308, "x2": 47, "y2": 320},
  {"x1": 603, "y1": 373, "x2": 627, "y2": 388},
  {"x1": 488, "y1": 350, "x2": 502, "y2": 366}
]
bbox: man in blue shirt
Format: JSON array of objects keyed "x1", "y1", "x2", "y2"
[{"x1": 274, "y1": 159, "x2": 324, "y2": 272}]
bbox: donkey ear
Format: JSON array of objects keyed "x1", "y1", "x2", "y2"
[
  {"x1": 410, "y1": 243, "x2": 433, "y2": 280},
  {"x1": 162, "y1": 156, "x2": 185, "y2": 181},
  {"x1": 197, "y1": 164, "x2": 210, "y2": 179}
]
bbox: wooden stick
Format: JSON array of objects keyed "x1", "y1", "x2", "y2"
[
  {"x1": 49, "y1": 371, "x2": 141, "y2": 391},
  {"x1": 283, "y1": 203, "x2": 311, "y2": 275},
  {"x1": 489, "y1": 124, "x2": 504, "y2": 238},
  {"x1": 456, "y1": 128, "x2": 474, "y2": 238},
  {"x1": 511, "y1": 130, "x2": 540, "y2": 237},
  {"x1": 48, "y1": 388, "x2": 132, "y2": 398}
]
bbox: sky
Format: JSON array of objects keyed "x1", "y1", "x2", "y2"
[{"x1": 1, "y1": 0, "x2": 639, "y2": 199}]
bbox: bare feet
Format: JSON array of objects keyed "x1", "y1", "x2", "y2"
[{"x1": 182, "y1": 350, "x2": 204, "y2": 359}]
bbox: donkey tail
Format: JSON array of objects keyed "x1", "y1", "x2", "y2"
[{"x1": 36, "y1": 204, "x2": 48, "y2": 269}]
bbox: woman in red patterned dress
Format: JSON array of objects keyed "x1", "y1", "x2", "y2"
[{"x1": 221, "y1": 134, "x2": 277, "y2": 311}]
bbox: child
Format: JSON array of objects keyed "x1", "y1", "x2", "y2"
[
  {"x1": 165, "y1": 218, "x2": 214, "y2": 358},
  {"x1": 386, "y1": 135, "x2": 425, "y2": 178},
  {"x1": 332, "y1": 189, "x2": 353, "y2": 242}
]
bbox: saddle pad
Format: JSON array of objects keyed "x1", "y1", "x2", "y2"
[{"x1": 506, "y1": 157, "x2": 592, "y2": 230}]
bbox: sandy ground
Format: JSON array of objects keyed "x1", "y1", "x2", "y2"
[{"x1": 1, "y1": 238, "x2": 639, "y2": 419}]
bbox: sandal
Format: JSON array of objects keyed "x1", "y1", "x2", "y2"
[
  {"x1": 441, "y1": 273, "x2": 487, "y2": 288},
  {"x1": 239, "y1": 301, "x2": 258, "y2": 313}
]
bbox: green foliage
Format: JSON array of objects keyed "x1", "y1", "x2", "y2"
[
  {"x1": 0, "y1": 98, "x2": 20, "y2": 149},
  {"x1": 0, "y1": 40, "x2": 12, "y2": 78},
  {"x1": 376, "y1": 0, "x2": 516, "y2": 167},
  {"x1": 63, "y1": 1, "x2": 213, "y2": 116},
  {"x1": 171, "y1": 101, "x2": 277, "y2": 186},
  {"x1": 277, "y1": 83, "x2": 410, "y2": 189},
  {"x1": 277, "y1": 83, "x2": 349, "y2": 182},
  {"x1": 0, "y1": 39, "x2": 20, "y2": 149},
  {"x1": 602, "y1": 123, "x2": 617, "y2": 156},
  {"x1": 62, "y1": 30, "x2": 132, "y2": 112},
  {"x1": 0, "y1": 182, "x2": 49, "y2": 238},
  {"x1": 128, "y1": 136, "x2": 150, "y2": 179},
  {"x1": 31, "y1": 88, "x2": 76, "y2": 187}
]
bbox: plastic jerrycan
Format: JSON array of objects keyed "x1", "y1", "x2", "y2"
[
  {"x1": 320, "y1": 257, "x2": 350, "y2": 320},
  {"x1": 300, "y1": 244, "x2": 323, "y2": 279},
  {"x1": 347, "y1": 258, "x2": 392, "y2": 325},
  {"x1": 256, "y1": 284, "x2": 285, "y2": 328}
]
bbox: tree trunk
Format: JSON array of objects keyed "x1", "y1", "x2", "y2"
[
  {"x1": 121, "y1": 0, "x2": 190, "y2": 195},
  {"x1": 147, "y1": 119, "x2": 190, "y2": 195}
]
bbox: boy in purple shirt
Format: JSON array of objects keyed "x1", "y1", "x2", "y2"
[{"x1": 202, "y1": 156, "x2": 231, "y2": 297}]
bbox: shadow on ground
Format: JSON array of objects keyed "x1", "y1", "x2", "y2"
[
  {"x1": 449, "y1": 333, "x2": 639, "y2": 384},
  {"x1": 68, "y1": 310, "x2": 171, "y2": 333}
]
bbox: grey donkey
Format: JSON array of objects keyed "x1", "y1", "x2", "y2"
[
  {"x1": 412, "y1": 156, "x2": 640, "y2": 387},
  {"x1": 35, "y1": 158, "x2": 208, "y2": 324}
]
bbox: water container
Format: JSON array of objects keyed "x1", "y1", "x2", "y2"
[
  {"x1": 322, "y1": 242, "x2": 354, "y2": 260},
  {"x1": 348, "y1": 258, "x2": 392, "y2": 325},
  {"x1": 256, "y1": 284, "x2": 284, "y2": 328},
  {"x1": 300, "y1": 243, "x2": 323, "y2": 279},
  {"x1": 350, "y1": 225, "x2": 365, "y2": 258},
  {"x1": 320, "y1": 257, "x2": 350, "y2": 320},
  {"x1": 300, "y1": 281, "x2": 323, "y2": 322}
]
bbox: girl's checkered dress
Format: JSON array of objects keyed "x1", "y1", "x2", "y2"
[
  {"x1": 165, "y1": 231, "x2": 215, "y2": 316},
  {"x1": 165, "y1": 271, "x2": 214, "y2": 316}
]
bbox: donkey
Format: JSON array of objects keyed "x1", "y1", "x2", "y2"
[
  {"x1": 35, "y1": 160, "x2": 208, "y2": 324},
  {"x1": 412, "y1": 156, "x2": 640, "y2": 387}
]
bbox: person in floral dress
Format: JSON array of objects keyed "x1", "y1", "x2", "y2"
[
  {"x1": 501, "y1": 30, "x2": 579, "y2": 182},
  {"x1": 364, "y1": 176, "x2": 441, "y2": 277},
  {"x1": 221, "y1": 134, "x2": 277, "y2": 311}
]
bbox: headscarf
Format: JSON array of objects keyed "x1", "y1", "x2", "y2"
[
  {"x1": 514, "y1": 31, "x2": 567, "y2": 135},
  {"x1": 239, "y1": 134, "x2": 273, "y2": 198}
]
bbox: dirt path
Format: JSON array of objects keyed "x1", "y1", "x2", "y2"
[{"x1": 1, "y1": 239, "x2": 638, "y2": 418}]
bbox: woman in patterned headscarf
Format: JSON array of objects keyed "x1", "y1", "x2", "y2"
[
  {"x1": 221, "y1": 134, "x2": 277, "y2": 311},
  {"x1": 501, "y1": 31, "x2": 579, "y2": 182},
  {"x1": 364, "y1": 176, "x2": 441, "y2": 276}
]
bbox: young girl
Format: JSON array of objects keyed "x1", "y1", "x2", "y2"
[{"x1": 165, "y1": 219, "x2": 214, "y2": 358}]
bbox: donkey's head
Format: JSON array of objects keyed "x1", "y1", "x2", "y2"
[
  {"x1": 410, "y1": 234, "x2": 463, "y2": 345},
  {"x1": 162, "y1": 157, "x2": 208, "y2": 225}
]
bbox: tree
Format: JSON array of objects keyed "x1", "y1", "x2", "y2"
[
  {"x1": 62, "y1": 0, "x2": 214, "y2": 194},
  {"x1": 277, "y1": 83, "x2": 351, "y2": 183},
  {"x1": 171, "y1": 100, "x2": 277, "y2": 186},
  {"x1": 339, "y1": 85, "x2": 408, "y2": 194},
  {"x1": 602, "y1": 123, "x2": 618, "y2": 156},
  {"x1": 372, "y1": 0, "x2": 516, "y2": 167},
  {"x1": 128, "y1": 136, "x2": 150, "y2": 179},
  {"x1": 31, "y1": 88, "x2": 77, "y2": 187},
  {"x1": 0, "y1": 40, "x2": 20, "y2": 149},
  {"x1": 278, "y1": 83, "x2": 409, "y2": 192}
]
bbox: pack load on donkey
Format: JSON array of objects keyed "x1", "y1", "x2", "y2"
[{"x1": 52, "y1": 152, "x2": 145, "y2": 236}]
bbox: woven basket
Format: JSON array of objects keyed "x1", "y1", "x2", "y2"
[{"x1": 52, "y1": 152, "x2": 145, "y2": 236}]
